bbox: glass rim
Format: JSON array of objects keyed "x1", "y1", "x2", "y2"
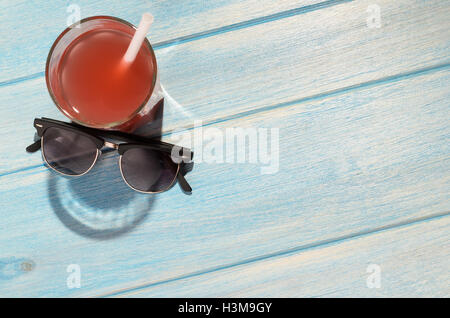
[{"x1": 45, "y1": 15, "x2": 158, "y2": 129}]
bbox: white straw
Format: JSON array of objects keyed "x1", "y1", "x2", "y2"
[{"x1": 123, "y1": 13, "x2": 154, "y2": 63}]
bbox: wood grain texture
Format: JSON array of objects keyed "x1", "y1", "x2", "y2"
[
  {"x1": 0, "y1": 0, "x2": 449, "y2": 298},
  {"x1": 0, "y1": 0, "x2": 327, "y2": 82},
  {"x1": 118, "y1": 215, "x2": 450, "y2": 297},
  {"x1": 1, "y1": 0, "x2": 449, "y2": 175},
  {"x1": 0, "y1": 68, "x2": 448, "y2": 297}
]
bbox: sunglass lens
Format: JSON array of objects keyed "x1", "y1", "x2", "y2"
[
  {"x1": 120, "y1": 148, "x2": 178, "y2": 193},
  {"x1": 42, "y1": 127, "x2": 99, "y2": 175}
]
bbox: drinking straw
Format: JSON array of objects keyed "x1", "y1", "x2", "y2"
[{"x1": 123, "y1": 13, "x2": 154, "y2": 63}]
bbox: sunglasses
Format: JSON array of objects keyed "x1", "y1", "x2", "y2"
[{"x1": 26, "y1": 117, "x2": 193, "y2": 194}]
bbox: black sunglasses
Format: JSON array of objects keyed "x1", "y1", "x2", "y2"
[{"x1": 26, "y1": 117, "x2": 193, "y2": 194}]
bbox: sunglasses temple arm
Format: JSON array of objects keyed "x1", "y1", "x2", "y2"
[
  {"x1": 177, "y1": 171, "x2": 192, "y2": 193},
  {"x1": 26, "y1": 139, "x2": 41, "y2": 153}
]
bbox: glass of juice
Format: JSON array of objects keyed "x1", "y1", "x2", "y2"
[{"x1": 46, "y1": 16, "x2": 162, "y2": 132}]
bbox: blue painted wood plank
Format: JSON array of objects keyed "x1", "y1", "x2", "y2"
[
  {"x1": 0, "y1": 0, "x2": 449, "y2": 176},
  {"x1": 0, "y1": 0, "x2": 327, "y2": 82},
  {"x1": 117, "y1": 215, "x2": 450, "y2": 297},
  {"x1": 0, "y1": 68, "x2": 448, "y2": 296}
]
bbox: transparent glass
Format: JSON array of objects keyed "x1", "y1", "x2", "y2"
[{"x1": 46, "y1": 16, "x2": 162, "y2": 132}]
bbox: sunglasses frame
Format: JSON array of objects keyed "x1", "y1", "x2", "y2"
[{"x1": 27, "y1": 117, "x2": 193, "y2": 194}]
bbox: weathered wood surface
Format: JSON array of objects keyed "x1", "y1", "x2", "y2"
[
  {"x1": 1, "y1": 69, "x2": 448, "y2": 296},
  {"x1": 0, "y1": 0, "x2": 448, "y2": 297},
  {"x1": 119, "y1": 215, "x2": 450, "y2": 297},
  {"x1": 1, "y1": 0, "x2": 449, "y2": 175}
]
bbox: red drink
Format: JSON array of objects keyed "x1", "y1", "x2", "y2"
[{"x1": 46, "y1": 16, "x2": 160, "y2": 131}]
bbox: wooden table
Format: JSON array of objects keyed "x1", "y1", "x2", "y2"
[{"x1": 0, "y1": 0, "x2": 449, "y2": 297}]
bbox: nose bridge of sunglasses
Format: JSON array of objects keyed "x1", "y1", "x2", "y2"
[{"x1": 103, "y1": 141, "x2": 119, "y2": 150}]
